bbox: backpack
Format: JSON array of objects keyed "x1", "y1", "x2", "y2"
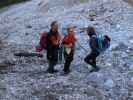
[
  {"x1": 96, "y1": 34, "x2": 111, "y2": 53},
  {"x1": 36, "y1": 32, "x2": 48, "y2": 52}
]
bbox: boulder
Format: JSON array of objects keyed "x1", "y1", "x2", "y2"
[{"x1": 104, "y1": 79, "x2": 115, "y2": 89}]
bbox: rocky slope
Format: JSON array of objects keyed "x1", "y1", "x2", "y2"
[
  {"x1": 0, "y1": 0, "x2": 133, "y2": 100},
  {"x1": 124, "y1": 0, "x2": 133, "y2": 6},
  {"x1": 0, "y1": 0, "x2": 29, "y2": 8}
]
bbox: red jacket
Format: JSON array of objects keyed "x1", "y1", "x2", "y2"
[
  {"x1": 63, "y1": 34, "x2": 77, "y2": 45},
  {"x1": 50, "y1": 34, "x2": 61, "y2": 47},
  {"x1": 36, "y1": 32, "x2": 47, "y2": 52}
]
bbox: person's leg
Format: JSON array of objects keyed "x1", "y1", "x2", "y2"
[
  {"x1": 47, "y1": 60, "x2": 53, "y2": 73},
  {"x1": 84, "y1": 52, "x2": 94, "y2": 65},
  {"x1": 47, "y1": 60, "x2": 58, "y2": 73},
  {"x1": 84, "y1": 51, "x2": 100, "y2": 72},
  {"x1": 89, "y1": 51, "x2": 100, "y2": 72},
  {"x1": 64, "y1": 60, "x2": 71, "y2": 72},
  {"x1": 63, "y1": 53, "x2": 73, "y2": 74},
  {"x1": 89, "y1": 58, "x2": 99, "y2": 72}
]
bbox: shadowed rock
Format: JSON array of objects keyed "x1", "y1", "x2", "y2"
[
  {"x1": 0, "y1": 0, "x2": 30, "y2": 8},
  {"x1": 14, "y1": 52, "x2": 43, "y2": 58}
]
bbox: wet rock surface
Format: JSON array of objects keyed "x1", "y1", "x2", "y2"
[
  {"x1": 0, "y1": 0, "x2": 133, "y2": 99},
  {"x1": 0, "y1": 42, "x2": 132, "y2": 99}
]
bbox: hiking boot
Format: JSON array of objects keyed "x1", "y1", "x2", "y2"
[
  {"x1": 63, "y1": 69, "x2": 71, "y2": 75},
  {"x1": 90, "y1": 66, "x2": 100, "y2": 73},
  {"x1": 52, "y1": 69, "x2": 58, "y2": 73},
  {"x1": 47, "y1": 69, "x2": 58, "y2": 74}
]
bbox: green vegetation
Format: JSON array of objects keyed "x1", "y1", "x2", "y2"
[{"x1": 80, "y1": 0, "x2": 89, "y2": 3}]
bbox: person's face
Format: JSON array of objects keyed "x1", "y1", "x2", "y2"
[
  {"x1": 51, "y1": 23, "x2": 58, "y2": 32},
  {"x1": 68, "y1": 28, "x2": 75, "y2": 35}
]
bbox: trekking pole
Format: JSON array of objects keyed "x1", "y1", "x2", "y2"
[
  {"x1": 77, "y1": 41, "x2": 88, "y2": 53},
  {"x1": 58, "y1": 40, "x2": 65, "y2": 64}
]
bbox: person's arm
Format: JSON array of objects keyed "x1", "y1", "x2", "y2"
[
  {"x1": 90, "y1": 37, "x2": 97, "y2": 50},
  {"x1": 77, "y1": 40, "x2": 88, "y2": 52}
]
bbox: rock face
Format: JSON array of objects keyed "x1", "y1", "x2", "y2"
[
  {"x1": 0, "y1": 0, "x2": 133, "y2": 99},
  {"x1": 123, "y1": 0, "x2": 133, "y2": 6},
  {"x1": 39, "y1": 0, "x2": 90, "y2": 13}
]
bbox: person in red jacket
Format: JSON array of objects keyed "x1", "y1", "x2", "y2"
[
  {"x1": 62, "y1": 27, "x2": 77, "y2": 74},
  {"x1": 46, "y1": 21, "x2": 61, "y2": 73}
]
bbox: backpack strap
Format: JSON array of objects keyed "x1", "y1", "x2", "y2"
[{"x1": 97, "y1": 34, "x2": 103, "y2": 50}]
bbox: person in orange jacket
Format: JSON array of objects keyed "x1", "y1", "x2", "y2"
[{"x1": 62, "y1": 26, "x2": 77, "y2": 74}]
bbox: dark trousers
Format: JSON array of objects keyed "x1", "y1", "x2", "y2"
[
  {"x1": 47, "y1": 60, "x2": 57, "y2": 72},
  {"x1": 84, "y1": 51, "x2": 99, "y2": 68},
  {"x1": 46, "y1": 48, "x2": 58, "y2": 72},
  {"x1": 64, "y1": 52, "x2": 74, "y2": 72}
]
